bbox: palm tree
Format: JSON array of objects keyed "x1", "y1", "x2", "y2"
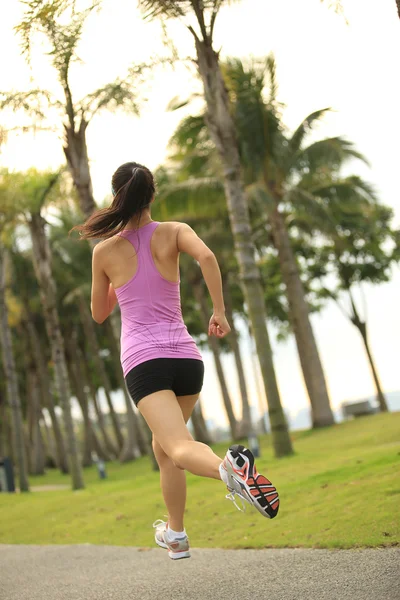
[
  {"x1": 11, "y1": 249, "x2": 69, "y2": 473},
  {"x1": 1, "y1": 168, "x2": 85, "y2": 489},
  {"x1": 0, "y1": 246, "x2": 30, "y2": 491},
  {"x1": 140, "y1": 0, "x2": 293, "y2": 457},
  {"x1": 216, "y1": 57, "x2": 335, "y2": 427},
  {"x1": 28, "y1": 212, "x2": 84, "y2": 489},
  {"x1": 306, "y1": 201, "x2": 398, "y2": 413},
  {"x1": 7, "y1": 1, "x2": 144, "y2": 219},
  {"x1": 25, "y1": 315, "x2": 69, "y2": 473}
]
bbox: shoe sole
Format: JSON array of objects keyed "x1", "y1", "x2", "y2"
[
  {"x1": 227, "y1": 445, "x2": 279, "y2": 519},
  {"x1": 168, "y1": 550, "x2": 191, "y2": 560}
]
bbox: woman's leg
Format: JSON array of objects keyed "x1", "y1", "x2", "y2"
[
  {"x1": 138, "y1": 390, "x2": 223, "y2": 479},
  {"x1": 152, "y1": 394, "x2": 198, "y2": 532}
]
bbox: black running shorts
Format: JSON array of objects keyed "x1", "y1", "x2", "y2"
[{"x1": 125, "y1": 358, "x2": 205, "y2": 406}]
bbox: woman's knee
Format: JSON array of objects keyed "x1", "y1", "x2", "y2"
[
  {"x1": 152, "y1": 437, "x2": 174, "y2": 468},
  {"x1": 167, "y1": 441, "x2": 191, "y2": 470}
]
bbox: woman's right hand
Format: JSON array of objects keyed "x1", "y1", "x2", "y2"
[{"x1": 208, "y1": 312, "x2": 231, "y2": 338}]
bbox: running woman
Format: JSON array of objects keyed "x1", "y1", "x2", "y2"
[{"x1": 77, "y1": 162, "x2": 279, "y2": 560}]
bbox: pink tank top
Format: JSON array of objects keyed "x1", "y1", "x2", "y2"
[{"x1": 115, "y1": 221, "x2": 203, "y2": 376}]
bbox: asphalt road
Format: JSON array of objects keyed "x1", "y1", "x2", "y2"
[{"x1": 0, "y1": 545, "x2": 399, "y2": 600}]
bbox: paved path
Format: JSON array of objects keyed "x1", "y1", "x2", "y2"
[{"x1": 0, "y1": 545, "x2": 399, "y2": 600}]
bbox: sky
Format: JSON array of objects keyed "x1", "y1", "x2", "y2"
[{"x1": 1, "y1": 0, "x2": 400, "y2": 428}]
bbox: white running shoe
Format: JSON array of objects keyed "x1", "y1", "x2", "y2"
[
  {"x1": 152, "y1": 519, "x2": 191, "y2": 560},
  {"x1": 221, "y1": 444, "x2": 280, "y2": 519}
]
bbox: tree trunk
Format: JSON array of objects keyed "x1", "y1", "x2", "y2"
[
  {"x1": 104, "y1": 318, "x2": 157, "y2": 465},
  {"x1": 28, "y1": 213, "x2": 84, "y2": 490},
  {"x1": 251, "y1": 345, "x2": 268, "y2": 434},
  {"x1": 361, "y1": 332, "x2": 388, "y2": 412},
  {"x1": 396, "y1": 0, "x2": 400, "y2": 19},
  {"x1": 0, "y1": 248, "x2": 29, "y2": 491},
  {"x1": 193, "y1": 280, "x2": 238, "y2": 439},
  {"x1": 103, "y1": 319, "x2": 140, "y2": 462},
  {"x1": 64, "y1": 120, "x2": 96, "y2": 218},
  {"x1": 27, "y1": 369, "x2": 46, "y2": 476},
  {"x1": 190, "y1": 399, "x2": 212, "y2": 444},
  {"x1": 349, "y1": 299, "x2": 388, "y2": 412},
  {"x1": 40, "y1": 410, "x2": 57, "y2": 468},
  {"x1": 79, "y1": 347, "x2": 117, "y2": 459},
  {"x1": 269, "y1": 206, "x2": 334, "y2": 427},
  {"x1": 67, "y1": 332, "x2": 112, "y2": 464},
  {"x1": 67, "y1": 353, "x2": 93, "y2": 468},
  {"x1": 78, "y1": 295, "x2": 125, "y2": 452},
  {"x1": 25, "y1": 316, "x2": 69, "y2": 473},
  {"x1": 0, "y1": 390, "x2": 7, "y2": 457},
  {"x1": 223, "y1": 279, "x2": 253, "y2": 437},
  {"x1": 194, "y1": 37, "x2": 293, "y2": 457}
]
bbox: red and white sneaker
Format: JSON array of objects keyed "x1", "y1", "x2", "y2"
[
  {"x1": 152, "y1": 520, "x2": 191, "y2": 560},
  {"x1": 220, "y1": 444, "x2": 279, "y2": 519}
]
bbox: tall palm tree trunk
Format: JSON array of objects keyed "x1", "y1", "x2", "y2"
[
  {"x1": 190, "y1": 399, "x2": 212, "y2": 444},
  {"x1": 73, "y1": 359, "x2": 111, "y2": 463},
  {"x1": 251, "y1": 342, "x2": 268, "y2": 434},
  {"x1": 40, "y1": 409, "x2": 57, "y2": 468},
  {"x1": 223, "y1": 279, "x2": 253, "y2": 437},
  {"x1": 193, "y1": 280, "x2": 238, "y2": 439},
  {"x1": 66, "y1": 351, "x2": 93, "y2": 467},
  {"x1": 103, "y1": 319, "x2": 139, "y2": 461},
  {"x1": 64, "y1": 120, "x2": 96, "y2": 218},
  {"x1": 27, "y1": 369, "x2": 46, "y2": 476},
  {"x1": 0, "y1": 248, "x2": 29, "y2": 491},
  {"x1": 25, "y1": 317, "x2": 69, "y2": 473},
  {"x1": 269, "y1": 206, "x2": 334, "y2": 427},
  {"x1": 103, "y1": 318, "x2": 159, "y2": 467},
  {"x1": 28, "y1": 213, "x2": 84, "y2": 490},
  {"x1": 349, "y1": 296, "x2": 388, "y2": 412},
  {"x1": 194, "y1": 37, "x2": 292, "y2": 457},
  {"x1": 0, "y1": 390, "x2": 7, "y2": 458},
  {"x1": 78, "y1": 296, "x2": 125, "y2": 452},
  {"x1": 79, "y1": 346, "x2": 117, "y2": 459}
]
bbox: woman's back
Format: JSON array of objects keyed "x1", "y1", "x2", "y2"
[
  {"x1": 100, "y1": 221, "x2": 181, "y2": 290},
  {"x1": 96, "y1": 220, "x2": 202, "y2": 376}
]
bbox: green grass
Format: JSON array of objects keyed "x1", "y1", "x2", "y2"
[{"x1": 1, "y1": 412, "x2": 399, "y2": 549}]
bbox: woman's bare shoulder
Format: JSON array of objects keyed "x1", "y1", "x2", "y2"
[{"x1": 92, "y1": 236, "x2": 125, "y2": 261}]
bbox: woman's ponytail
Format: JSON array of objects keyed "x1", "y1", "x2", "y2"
[{"x1": 73, "y1": 162, "x2": 155, "y2": 240}]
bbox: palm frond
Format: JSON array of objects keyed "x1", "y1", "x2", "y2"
[
  {"x1": 284, "y1": 188, "x2": 336, "y2": 234},
  {"x1": 0, "y1": 90, "x2": 56, "y2": 120},
  {"x1": 16, "y1": 1, "x2": 100, "y2": 76},
  {"x1": 292, "y1": 136, "x2": 369, "y2": 178},
  {"x1": 287, "y1": 108, "x2": 331, "y2": 158},
  {"x1": 311, "y1": 176, "x2": 378, "y2": 205},
  {"x1": 245, "y1": 182, "x2": 275, "y2": 215},
  {"x1": 223, "y1": 56, "x2": 283, "y2": 176},
  {"x1": 154, "y1": 176, "x2": 225, "y2": 221},
  {"x1": 80, "y1": 78, "x2": 141, "y2": 119},
  {"x1": 139, "y1": 0, "x2": 238, "y2": 21},
  {"x1": 138, "y1": 0, "x2": 188, "y2": 20}
]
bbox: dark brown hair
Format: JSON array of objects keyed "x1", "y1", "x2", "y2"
[{"x1": 74, "y1": 162, "x2": 155, "y2": 239}]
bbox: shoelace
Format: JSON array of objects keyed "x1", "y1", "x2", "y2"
[
  {"x1": 225, "y1": 490, "x2": 248, "y2": 512},
  {"x1": 152, "y1": 518, "x2": 167, "y2": 530}
]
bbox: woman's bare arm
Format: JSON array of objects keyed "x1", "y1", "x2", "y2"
[
  {"x1": 91, "y1": 244, "x2": 118, "y2": 324},
  {"x1": 177, "y1": 223, "x2": 231, "y2": 338}
]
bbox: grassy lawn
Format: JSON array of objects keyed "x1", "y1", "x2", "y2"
[{"x1": 0, "y1": 412, "x2": 399, "y2": 549}]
